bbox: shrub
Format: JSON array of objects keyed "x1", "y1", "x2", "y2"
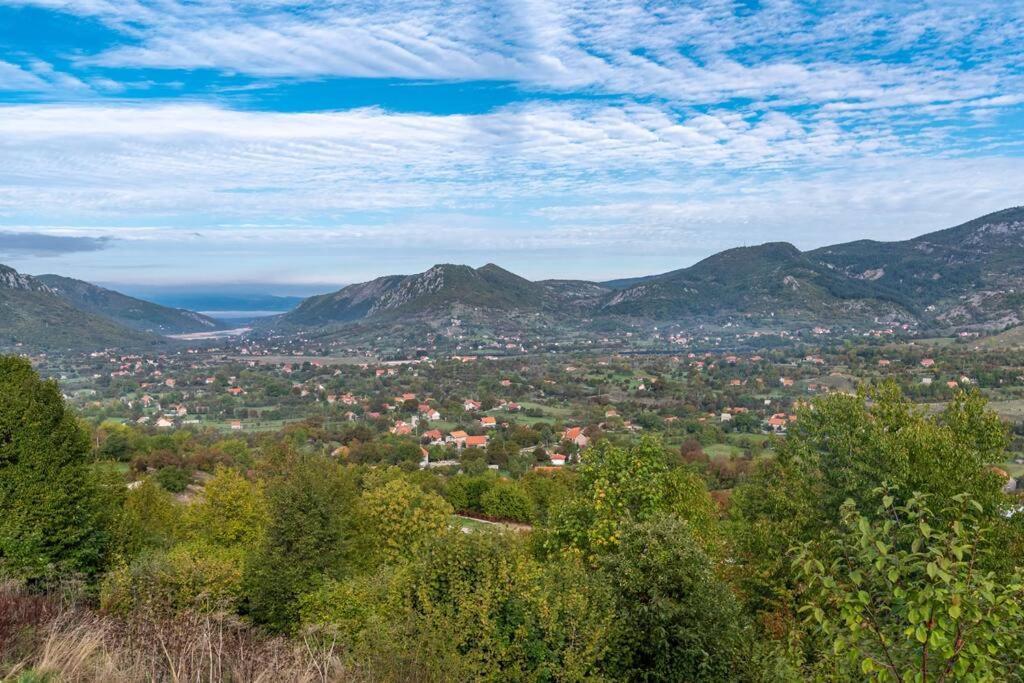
[
  {"x1": 154, "y1": 466, "x2": 190, "y2": 493},
  {"x1": 480, "y1": 481, "x2": 534, "y2": 523}
]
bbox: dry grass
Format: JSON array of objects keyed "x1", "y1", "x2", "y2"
[{"x1": 0, "y1": 582, "x2": 362, "y2": 682}]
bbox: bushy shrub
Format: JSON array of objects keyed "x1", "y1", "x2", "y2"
[
  {"x1": 480, "y1": 480, "x2": 534, "y2": 523},
  {"x1": 155, "y1": 466, "x2": 190, "y2": 493}
]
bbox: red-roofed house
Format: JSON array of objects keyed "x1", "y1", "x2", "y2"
[{"x1": 562, "y1": 427, "x2": 589, "y2": 448}]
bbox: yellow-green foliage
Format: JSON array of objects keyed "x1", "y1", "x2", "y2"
[
  {"x1": 102, "y1": 467, "x2": 267, "y2": 615},
  {"x1": 302, "y1": 530, "x2": 615, "y2": 682},
  {"x1": 185, "y1": 466, "x2": 269, "y2": 550},
  {"x1": 548, "y1": 436, "x2": 717, "y2": 557},
  {"x1": 115, "y1": 478, "x2": 181, "y2": 558},
  {"x1": 358, "y1": 478, "x2": 453, "y2": 566},
  {"x1": 101, "y1": 542, "x2": 247, "y2": 614}
]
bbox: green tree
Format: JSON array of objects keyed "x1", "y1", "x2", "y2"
[
  {"x1": 600, "y1": 513, "x2": 759, "y2": 682},
  {"x1": 796, "y1": 490, "x2": 1024, "y2": 681},
  {"x1": 0, "y1": 356, "x2": 121, "y2": 581},
  {"x1": 243, "y1": 452, "x2": 358, "y2": 632},
  {"x1": 480, "y1": 480, "x2": 534, "y2": 523},
  {"x1": 115, "y1": 478, "x2": 180, "y2": 558},
  {"x1": 548, "y1": 437, "x2": 716, "y2": 557}
]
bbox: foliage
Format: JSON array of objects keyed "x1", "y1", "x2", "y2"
[
  {"x1": 390, "y1": 530, "x2": 615, "y2": 681},
  {"x1": 154, "y1": 465, "x2": 190, "y2": 493},
  {"x1": 480, "y1": 480, "x2": 534, "y2": 523},
  {"x1": 357, "y1": 478, "x2": 452, "y2": 566},
  {"x1": 0, "y1": 356, "x2": 121, "y2": 581},
  {"x1": 728, "y1": 382, "x2": 1021, "y2": 639},
  {"x1": 599, "y1": 513, "x2": 757, "y2": 682},
  {"x1": 115, "y1": 479, "x2": 180, "y2": 558},
  {"x1": 796, "y1": 490, "x2": 1024, "y2": 681},
  {"x1": 101, "y1": 541, "x2": 248, "y2": 614},
  {"x1": 184, "y1": 466, "x2": 268, "y2": 550},
  {"x1": 243, "y1": 452, "x2": 358, "y2": 632},
  {"x1": 444, "y1": 473, "x2": 497, "y2": 513},
  {"x1": 547, "y1": 436, "x2": 716, "y2": 557},
  {"x1": 780, "y1": 383, "x2": 1008, "y2": 521}
]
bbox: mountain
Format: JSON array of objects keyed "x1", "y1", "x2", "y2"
[
  {"x1": 809, "y1": 206, "x2": 1024, "y2": 328},
  {"x1": 37, "y1": 274, "x2": 223, "y2": 335},
  {"x1": 0, "y1": 265, "x2": 158, "y2": 350},
  {"x1": 279, "y1": 263, "x2": 554, "y2": 327},
  {"x1": 601, "y1": 242, "x2": 912, "y2": 323}
]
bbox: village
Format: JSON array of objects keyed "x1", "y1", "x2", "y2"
[{"x1": 24, "y1": 330, "x2": 1024, "y2": 498}]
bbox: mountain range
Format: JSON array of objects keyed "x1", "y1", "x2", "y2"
[
  {"x1": 0, "y1": 266, "x2": 222, "y2": 351},
  {"x1": 3, "y1": 206, "x2": 1023, "y2": 351},
  {"x1": 267, "y1": 206, "x2": 1024, "y2": 340}
]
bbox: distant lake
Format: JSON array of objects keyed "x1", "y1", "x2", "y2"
[{"x1": 201, "y1": 310, "x2": 288, "y2": 319}]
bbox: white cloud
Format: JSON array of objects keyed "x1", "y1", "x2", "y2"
[{"x1": 6, "y1": 0, "x2": 1023, "y2": 117}]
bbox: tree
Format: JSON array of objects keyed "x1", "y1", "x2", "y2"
[
  {"x1": 0, "y1": 356, "x2": 120, "y2": 581},
  {"x1": 480, "y1": 480, "x2": 534, "y2": 523},
  {"x1": 185, "y1": 466, "x2": 268, "y2": 550},
  {"x1": 728, "y1": 382, "x2": 1021, "y2": 638},
  {"x1": 115, "y1": 478, "x2": 180, "y2": 558},
  {"x1": 548, "y1": 437, "x2": 716, "y2": 557},
  {"x1": 796, "y1": 490, "x2": 1024, "y2": 681},
  {"x1": 358, "y1": 478, "x2": 452, "y2": 566},
  {"x1": 244, "y1": 452, "x2": 358, "y2": 632},
  {"x1": 600, "y1": 514, "x2": 758, "y2": 682}
]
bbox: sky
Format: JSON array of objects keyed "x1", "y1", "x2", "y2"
[{"x1": 0, "y1": 0, "x2": 1022, "y2": 291}]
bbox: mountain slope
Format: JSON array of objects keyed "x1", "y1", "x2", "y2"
[
  {"x1": 0, "y1": 265, "x2": 158, "y2": 350},
  {"x1": 810, "y1": 206, "x2": 1024, "y2": 327},
  {"x1": 279, "y1": 264, "x2": 554, "y2": 327},
  {"x1": 37, "y1": 274, "x2": 222, "y2": 334},
  {"x1": 601, "y1": 242, "x2": 911, "y2": 322}
]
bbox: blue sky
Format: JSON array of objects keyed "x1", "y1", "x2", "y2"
[{"x1": 0, "y1": 0, "x2": 1022, "y2": 290}]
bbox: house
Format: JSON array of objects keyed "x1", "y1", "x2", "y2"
[
  {"x1": 562, "y1": 427, "x2": 589, "y2": 448},
  {"x1": 505, "y1": 402, "x2": 521, "y2": 412},
  {"x1": 419, "y1": 404, "x2": 441, "y2": 420},
  {"x1": 766, "y1": 413, "x2": 796, "y2": 433},
  {"x1": 391, "y1": 421, "x2": 413, "y2": 436},
  {"x1": 549, "y1": 454, "x2": 566, "y2": 466},
  {"x1": 947, "y1": 380, "x2": 959, "y2": 388},
  {"x1": 227, "y1": 386, "x2": 245, "y2": 396},
  {"x1": 500, "y1": 379, "x2": 512, "y2": 387},
  {"x1": 605, "y1": 409, "x2": 619, "y2": 418},
  {"x1": 422, "y1": 429, "x2": 444, "y2": 445},
  {"x1": 463, "y1": 399, "x2": 482, "y2": 411},
  {"x1": 465, "y1": 435, "x2": 489, "y2": 449},
  {"x1": 480, "y1": 416, "x2": 497, "y2": 428},
  {"x1": 877, "y1": 359, "x2": 891, "y2": 367},
  {"x1": 155, "y1": 417, "x2": 174, "y2": 429},
  {"x1": 920, "y1": 358, "x2": 935, "y2": 368},
  {"x1": 447, "y1": 430, "x2": 469, "y2": 448},
  {"x1": 779, "y1": 377, "x2": 795, "y2": 387},
  {"x1": 720, "y1": 412, "x2": 732, "y2": 422},
  {"x1": 230, "y1": 420, "x2": 243, "y2": 430}
]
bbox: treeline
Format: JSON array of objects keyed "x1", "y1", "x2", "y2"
[{"x1": 2, "y1": 355, "x2": 1024, "y2": 681}]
